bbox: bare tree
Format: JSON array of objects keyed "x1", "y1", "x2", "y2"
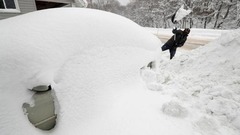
[{"x1": 86, "y1": 0, "x2": 240, "y2": 29}]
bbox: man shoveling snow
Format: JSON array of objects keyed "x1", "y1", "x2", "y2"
[
  {"x1": 161, "y1": 28, "x2": 190, "y2": 59},
  {"x1": 161, "y1": 5, "x2": 191, "y2": 59}
]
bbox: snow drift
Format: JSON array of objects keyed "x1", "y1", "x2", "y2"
[
  {"x1": 142, "y1": 28, "x2": 240, "y2": 135},
  {"x1": 0, "y1": 8, "x2": 160, "y2": 135},
  {"x1": 1, "y1": 7, "x2": 239, "y2": 135}
]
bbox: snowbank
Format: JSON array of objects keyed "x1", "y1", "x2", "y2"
[
  {"x1": 0, "y1": 8, "x2": 160, "y2": 135},
  {"x1": 146, "y1": 27, "x2": 229, "y2": 40},
  {"x1": 1, "y1": 7, "x2": 239, "y2": 135},
  {"x1": 142, "y1": 28, "x2": 240, "y2": 135}
]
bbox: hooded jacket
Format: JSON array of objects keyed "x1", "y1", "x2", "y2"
[{"x1": 165, "y1": 29, "x2": 188, "y2": 48}]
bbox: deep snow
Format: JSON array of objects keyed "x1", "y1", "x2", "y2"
[
  {"x1": 141, "y1": 28, "x2": 240, "y2": 135},
  {"x1": 0, "y1": 8, "x2": 239, "y2": 135},
  {"x1": 0, "y1": 8, "x2": 160, "y2": 135}
]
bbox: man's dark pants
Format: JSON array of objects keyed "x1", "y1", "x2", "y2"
[{"x1": 161, "y1": 43, "x2": 177, "y2": 60}]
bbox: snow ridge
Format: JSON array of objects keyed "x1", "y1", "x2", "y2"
[{"x1": 141, "y1": 29, "x2": 240, "y2": 135}]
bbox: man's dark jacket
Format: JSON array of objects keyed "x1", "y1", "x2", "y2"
[{"x1": 161, "y1": 29, "x2": 188, "y2": 59}]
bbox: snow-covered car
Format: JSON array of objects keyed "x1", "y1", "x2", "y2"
[{"x1": 0, "y1": 8, "x2": 160, "y2": 134}]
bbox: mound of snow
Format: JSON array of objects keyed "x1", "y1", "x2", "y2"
[
  {"x1": 162, "y1": 101, "x2": 188, "y2": 117},
  {"x1": 141, "y1": 29, "x2": 240, "y2": 135},
  {"x1": 0, "y1": 8, "x2": 161, "y2": 135}
]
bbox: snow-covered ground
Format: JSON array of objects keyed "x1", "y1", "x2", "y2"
[
  {"x1": 0, "y1": 8, "x2": 239, "y2": 135},
  {"x1": 147, "y1": 27, "x2": 229, "y2": 41},
  {"x1": 142, "y1": 28, "x2": 240, "y2": 135},
  {"x1": 146, "y1": 27, "x2": 230, "y2": 49}
]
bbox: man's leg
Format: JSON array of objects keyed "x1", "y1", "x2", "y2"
[
  {"x1": 169, "y1": 47, "x2": 177, "y2": 59},
  {"x1": 161, "y1": 43, "x2": 171, "y2": 51}
]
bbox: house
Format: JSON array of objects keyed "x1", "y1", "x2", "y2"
[{"x1": 0, "y1": 0, "x2": 87, "y2": 20}]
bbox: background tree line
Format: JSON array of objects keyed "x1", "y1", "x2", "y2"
[{"x1": 86, "y1": 0, "x2": 240, "y2": 29}]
